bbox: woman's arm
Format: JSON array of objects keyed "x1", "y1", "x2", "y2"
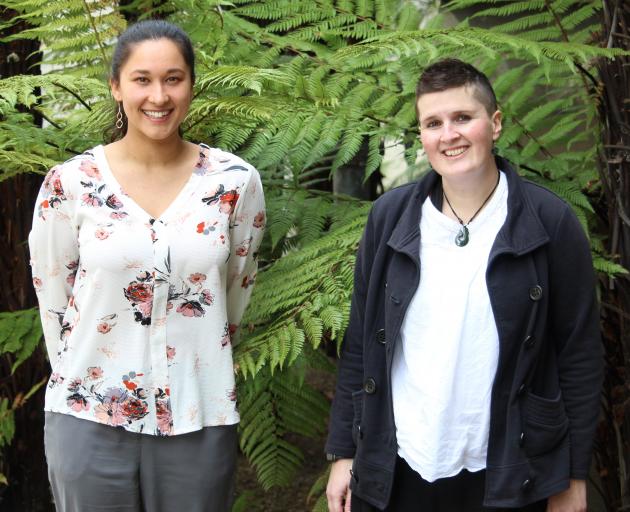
[
  {"x1": 28, "y1": 164, "x2": 80, "y2": 361},
  {"x1": 225, "y1": 166, "x2": 265, "y2": 341},
  {"x1": 547, "y1": 205, "x2": 603, "y2": 478}
]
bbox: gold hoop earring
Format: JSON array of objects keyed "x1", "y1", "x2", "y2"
[{"x1": 116, "y1": 103, "x2": 124, "y2": 129}]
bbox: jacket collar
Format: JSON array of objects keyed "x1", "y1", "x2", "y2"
[{"x1": 387, "y1": 157, "x2": 550, "y2": 258}]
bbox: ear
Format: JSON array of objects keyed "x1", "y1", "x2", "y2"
[
  {"x1": 491, "y1": 110, "x2": 502, "y2": 141},
  {"x1": 110, "y1": 79, "x2": 122, "y2": 103}
]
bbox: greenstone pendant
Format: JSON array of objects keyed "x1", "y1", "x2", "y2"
[{"x1": 455, "y1": 225, "x2": 469, "y2": 247}]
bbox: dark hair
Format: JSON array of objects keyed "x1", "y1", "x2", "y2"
[
  {"x1": 109, "y1": 20, "x2": 195, "y2": 141},
  {"x1": 416, "y1": 59, "x2": 497, "y2": 116}
]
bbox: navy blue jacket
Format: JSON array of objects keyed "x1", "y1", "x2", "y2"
[{"x1": 325, "y1": 157, "x2": 603, "y2": 509}]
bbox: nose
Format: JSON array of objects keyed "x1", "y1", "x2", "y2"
[
  {"x1": 440, "y1": 121, "x2": 460, "y2": 142},
  {"x1": 149, "y1": 83, "x2": 169, "y2": 105}
]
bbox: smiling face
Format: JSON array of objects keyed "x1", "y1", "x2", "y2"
[
  {"x1": 110, "y1": 38, "x2": 193, "y2": 143},
  {"x1": 417, "y1": 85, "x2": 502, "y2": 182}
]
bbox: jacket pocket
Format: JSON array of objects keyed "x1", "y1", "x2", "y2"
[
  {"x1": 521, "y1": 390, "x2": 569, "y2": 458},
  {"x1": 351, "y1": 389, "x2": 364, "y2": 445}
]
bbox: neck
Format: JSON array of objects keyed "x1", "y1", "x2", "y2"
[
  {"x1": 441, "y1": 165, "x2": 500, "y2": 222},
  {"x1": 115, "y1": 132, "x2": 190, "y2": 171}
]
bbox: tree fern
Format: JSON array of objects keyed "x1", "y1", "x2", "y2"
[
  {"x1": 1, "y1": 0, "x2": 125, "y2": 77},
  {"x1": 2, "y1": 0, "x2": 629, "y2": 504}
]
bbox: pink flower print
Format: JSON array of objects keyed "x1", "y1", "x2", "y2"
[
  {"x1": 95, "y1": 387, "x2": 130, "y2": 427},
  {"x1": 226, "y1": 388, "x2": 237, "y2": 402},
  {"x1": 199, "y1": 289, "x2": 214, "y2": 306},
  {"x1": 82, "y1": 192, "x2": 103, "y2": 207},
  {"x1": 60, "y1": 320, "x2": 73, "y2": 340},
  {"x1": 188, "y1": 273, "x2": 207, "y2": 284},
  {"x1": 95, "y1": 228, "x2": 110, "y2": 240},
  {"x1": 110, "y1": 211, "x2": 128, "y2": 220},
  {"x1": 221, "y1": 324, "x2": 231, "y2": 347},
  {"x1": 67, "y1": 393, "x2": 90, "y2": 412},
  {"x1": 156, "y1": 399, "x2": 173, "y2": 436},
  {"x1": 105, "y1": 194, "x2": 123, "y2": 210},
  {"x1": 125, "y1": 282, "x2": 153, "y2": 302},
  {"x1": 79, "y1": 160, "x2": 102, "y2": 179},
  {"x1": 97, "y1": 322, "x2": 111, "y2": 334},
  {"x1": 66, "y1": 260, "x2": 79, "y2": 287},
  {"x1": 176, "y1": 300, "x2": 205, "y2": 318},
  {"x1": 124, "y1": 279, "x2": 153, "y2": 325},
  {"x1": 32, "y1": 277, "x2": 42, "y2": 289},
  {"x1": 104, "y1": 387, "x2": 128, "y2": 402},
  {"x1": 219, "y1": 190, "x2": 239, "y2": 214},
  {"x1": 122, "y1": 397, "x2": 149, "y2": 422},
  {"x1": 87, "y1": 366, "x2": 103, "y2": 380},
  {"x1": 96, "y1": 314, "x2": 117, "y2": 333},
  {"x1": 136, "y1": 300, "x2": 153, "y2": 320},
  {"x1": 49, "y1": 373, "x2": 65, "y2": 389},
  {"x1": 67, "y1": 378, "x2": 82, "y2": 392},
  {"x1": 253, "y1": 211, "x2": 265, "y2": 228},
  {"x1": 195, "y1": 149, "x2": 209, "y2": 173},
  {"x1": 43, "y1": 169, "x2": 66, "y2": 204},
  {"x1": 235, "y1": 238, "x2": 252, "y2": 257},
  {"x1": 166, "y1": 345, "x2": 176, "y2": 361},
  {"x1": 95, "y1": 401, "x2": 127, "y2": 427}
]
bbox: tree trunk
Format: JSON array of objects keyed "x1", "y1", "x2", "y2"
[
  {"x1": 0, "y1": 14, "x2": 53, "y2": 512},
  {"x1": 595, "y1": 1, "x2": 630, "y2": 510}
]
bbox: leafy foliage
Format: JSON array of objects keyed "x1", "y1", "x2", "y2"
[
  {"x1": 0, "y1": 0, "x2": 628, "y2": 506},
  {"x1": 0, "y1": 309, "x2": 47, "y2": 485}
]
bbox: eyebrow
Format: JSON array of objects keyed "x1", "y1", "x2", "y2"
[{"x1": 131, "y1": 68, "x2": 186, "y2": 75}]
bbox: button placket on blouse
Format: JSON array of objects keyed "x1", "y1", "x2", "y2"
[{"x1": 149, "y1": 218, "x2": 171, "y2": 409}]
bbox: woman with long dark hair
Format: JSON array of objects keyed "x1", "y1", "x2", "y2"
[{"x1": 29, "y1": 20, "x2": 265, "y2": 511}]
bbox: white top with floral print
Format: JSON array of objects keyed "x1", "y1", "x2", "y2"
[{"x1": 29, "y1": 144, "x2": 265, "y2": 436}]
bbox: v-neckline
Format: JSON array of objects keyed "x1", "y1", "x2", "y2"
[{"x1": 94, "y1": 144, "x2": 203, "y2": 222}]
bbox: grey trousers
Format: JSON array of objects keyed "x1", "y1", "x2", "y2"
[{"x1": 44, "y1": 412, "x2": 237, "y2": 512}]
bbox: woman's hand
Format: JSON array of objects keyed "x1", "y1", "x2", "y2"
[
  {"x1": 546, "y1": 479, "x2": 587, "y2": 512},
  {"x1": 326, "y1": 458, "x2": 354, "y2": 512}
]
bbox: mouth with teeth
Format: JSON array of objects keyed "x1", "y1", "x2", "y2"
[
  {"x1": 142, "y1": 110, "x2": 172, "y2": 120},
  {"x1": 443, "y1": 146, "x2": 468, "y2": 157}
]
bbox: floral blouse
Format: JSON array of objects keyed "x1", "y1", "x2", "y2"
[{"x1": 29, "y1": 144, "x2": 265, "y2": 436}]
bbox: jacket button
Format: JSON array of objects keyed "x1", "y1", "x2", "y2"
[
  {"x1": 521, "y1": 478, "x2": 534, "y2": 492},
  {"x1": 519, "y1": 432, "x2": 525, "y2": 446},
  {"x1": 517, "y1": 383, "x2": 526, "y2": 396},
  {"x1": 364, "y1": 378, "x2": 377, "y2": 394},
  {"x1": 523, "y1": 335, "x2": 535, "y2": 349},
  {"x1": 529, "y1": 285, "x2": 543, "y2": 301},
  {"x1": 376, "y1": 329, "x2": 386, "y2": 345}
]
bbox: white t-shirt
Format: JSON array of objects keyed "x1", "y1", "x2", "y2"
[{"x1": 391, "y1": 172, "x2": 508, "y2": 482}]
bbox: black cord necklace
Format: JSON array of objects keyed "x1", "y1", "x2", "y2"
[{"x1": 442, "y1": 172, "x2": 500, "y2": 247}]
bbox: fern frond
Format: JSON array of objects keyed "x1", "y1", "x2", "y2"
[{"x1": 195, "y1": 65, "x2": 289, "y2": 94}]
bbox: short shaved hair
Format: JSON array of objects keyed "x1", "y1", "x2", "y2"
[{"x1": 416, "y1": 59, "x2": 498, "y2": 116}]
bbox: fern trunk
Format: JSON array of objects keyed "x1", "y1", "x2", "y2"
[
  {"x1": 596, "y1": 1, "x2": 630, "y2": 509},
  {"x1": 0, "y1": 13, "x2": 52, "y2": 512}
]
